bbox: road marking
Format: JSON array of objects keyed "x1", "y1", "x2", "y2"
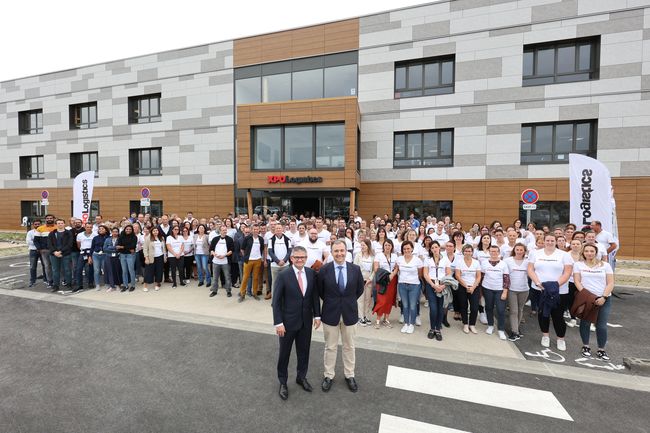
[
  {"x1": 607, "y1": 323, "x2": 623, "y2": 328},
  {"x1": 575, "y1": 358, "x2": 625, "y2": 371},
  {"x1": 379, "y1": 414, "x2": 470, "y2": 433},
  {"x1": 386, "y1": 366, "x2": 573, "y2": 421},
  {"x1": 523, "y1": 348, "x2": 566, "y2": 363},
  {"x1": 9, "y1": 262, "x2": 29, "y2": 268},
  {"x1": 0, "y1": 274, "x2": 26, "y2": 281}
]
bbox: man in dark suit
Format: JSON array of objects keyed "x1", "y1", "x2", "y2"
[
  {"x1": 272, "y1": 246, "x2": 321, "y2": 401},
  {"x1": 317, "y1": 239, "x2": 364, "y2": 393}
]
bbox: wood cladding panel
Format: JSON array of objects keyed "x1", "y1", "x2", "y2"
[{"x1": 234, "y1": 19, "x2": 359, "y2": 67}]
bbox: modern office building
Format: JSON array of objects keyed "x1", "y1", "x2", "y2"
[{"x1": 1, "y1": 0, "x2": 649, "y2": 258}]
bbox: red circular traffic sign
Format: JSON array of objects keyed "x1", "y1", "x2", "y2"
[
  {"x1": 41, "y1": 190, "x2": 49, "y2": 199},
  {"x1": 141, "y1": 188, "x2": 151, "y2": 198},
  {"x1": 521, "y1": 189, "x2": 539, "y2": 204}
]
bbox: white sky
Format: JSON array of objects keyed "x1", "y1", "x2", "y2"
[{"x1": 1, "y1": 0, "x2": 430, "y2": 82}]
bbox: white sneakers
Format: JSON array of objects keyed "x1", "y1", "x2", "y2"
[
  {"x1": 541, "y1": 336, "x2": 550, "y2": 347},
  {"x1": 143, "y1": 287, "x2": 149, "y2": 292},
  {"x1": 154, "y1": 286, "x2": 160, "y2": 291},
  {"x1": 556, "y1": 339, "x2": 566, "y2": 351},
  {"x1": 485, "y1": 326, "x2": 494, "y2": 335},
  {"x1": 566, "y1": 319, "x2": 577, "y2": 328},
  {"x1": 498, "y1": 330, "x2": 507, "y2": 340},
  {"x1": 406, "y1": 324, "x2": 415, "y2": 334},
  {"x1": 479, "y1": 312, "x2": 488, "y2": 325},
  {"x1": 400, "y1": 324, "x2": 408, "y2": 333},
  {"x1": 415, "y1": 316, "x2": 422, "y2": 326}
]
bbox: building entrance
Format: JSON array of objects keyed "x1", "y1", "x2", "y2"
[
  {"x1": 292, "y1": 197, "x2": 320, "y2": 218},
  {"x1": 236, "y1": 189, "x2": 352, "y2": 219}
]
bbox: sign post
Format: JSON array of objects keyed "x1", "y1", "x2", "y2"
[
  {"x1": 521, "y1": 189, "x2": 539, "y2": 226},
  {"x1": 40, "y1": 190, "x2": 49, "y2": 214},
  {"x1": 140, "y1": 188, "x2": 151, "y2": 214}
]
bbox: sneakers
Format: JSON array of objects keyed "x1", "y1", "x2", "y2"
[
  {"x1": 556, "y1": 339, "x2": 566, "y2": 351},
  {"x1": 597, "y1": 350, "x2": 610, "y2": 361},
  {"x1": 154, "y1": 286, "x2": 160, "y2": 291},
  {"x1": 508, "y1": 332, "x2": 521, "y2": 342},
  {"x1": 541, "y1": 336, "x2": 550, "y2": 348},
  {"x1": 427, "y1": 329, "x2": 435, "y2": 339},
  {"x1": 498, "y1": 331, "x2": 507, "y2": 340},
  {"x1": 400, "y1": 324, "x2": 409, "y2": 334},
  {"x1": 415, "y1": 316, "x2": 422, "y2": 326},
  {"x1": 563, "y1": 310, "x2": 571, "y2": 320},
  {"x1": 358, "y1": 318, "x2": 367, "y2": 327},
  {"x1": 566, "y1": 319, "x2": 577, "y2": 328},
  {"x1": 590, "y1": 323, "x2": 596, "y2": 332},
  {"x1": 581, "y1": 346, "x2": 592, "y2": 358},
  {"x1": 399, "y1": 314, "x2": 404, "y2": 324},
  {"x1": 469, "y1": 326, "x2": 478, "y2": 334},
  {"x1": 485, "y1": 326, "x2": 494, "y2": 335},
  {"x1": 143, "y1": 287, "x2": 149, "y2": 292},
  {"x1": 406, "y1": 324, "x2": 415, "y2": 334},
  {"x1": 479, "y1": 312, "x2": 488, "y2": 325}
]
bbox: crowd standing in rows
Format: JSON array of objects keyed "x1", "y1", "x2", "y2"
[{"x1": 26, "y1": 210, "x2": 617, "y2": 362}]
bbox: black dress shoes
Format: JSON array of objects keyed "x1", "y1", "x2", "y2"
[
  {"x1": 296, "y1": 378, "x2": 313, "y2": 392},
  {"x1": 345, "y1": 377, "x2": 358, "y2": 393},
  {"x1": 321, "y1": 377, "x2": 333, "y2": 392},
  {"x1": 279, "y1": 384, "x2": 288, "y2": 400},
  {"x1": 209, "y1": 291, "x2": 217, "y2": 297}
]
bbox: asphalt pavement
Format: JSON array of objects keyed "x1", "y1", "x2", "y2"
[{"x1": 1, "y1": 295, "x2": 649, "y2": 433}]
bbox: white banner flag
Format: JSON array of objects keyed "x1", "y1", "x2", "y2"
[
  {"x1": 569, "y1": 154, "x2": 612, "y2": 232},
  {"x1": 73, "y1": 171, "x2": 95, "y2": 225}
]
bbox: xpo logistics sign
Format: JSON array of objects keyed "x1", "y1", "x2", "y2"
[{"x1": 267, "y1": 175, "x2": 323, "y2": 184}]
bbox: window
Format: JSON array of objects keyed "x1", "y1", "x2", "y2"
[
  {"x1": 395, "y1": 56, "x2": 455, "y2": 98},
  {"x1": 520, "y1": 120, "x2": 596, "y2": 164},
  {"x1": 19, "y1": 155, "x2": 45, "y2": 179},
  {"x1": 128, "y1": 93, "x2": 161, "y2": 124},
  {"x1": 69, "y1": 102, "x2": 97, "y2": 129},
  {"x1": 234, "y1": 52, "x2": 358, "y2": 104},
  {"x1": 394, "y1": 129, "x2": 453, "y2": 168},
  {"x1": 393, "y1": 201, "x2": 453, "y2": 220},
  {"x1": 523, "y1": 37, "x2": 599, "y2": 86},
  {"x1": 69, "y1": 201, "x2": 100, "y2": 219},
  {"x1": 252, "y1": 123, "x2": 345, "y2": 170},
  {"x1": 129, "y1": 148, "x2": 162, "y2": 176},
  {"x1": 519, "y1": 201, "x2": 569, "y2": 229},
  {"x1": 130, "y1": 200, "x2": 163, "y2": 217},
  {"x1": 21, "y1": 201, "x2": 46, "y2": 220},
  {"x1": 18, "y1": 109, "x2": 43, "y2": 135},
  {"x1": 70, "y1": 152, "x2": 98, "y2": 178}
]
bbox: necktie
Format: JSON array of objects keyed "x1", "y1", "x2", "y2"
[
  {"x1": 337, "y1": 266, "x2": 345, "y2": 293},
  {"x1": 297, "y1": 270, "x2": 305, "y2": 296}
]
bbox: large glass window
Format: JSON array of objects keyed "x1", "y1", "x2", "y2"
[
  {"x1": 128, "y1": 93, "x2": 161, "y2": 124},
  {"x1": 520, "y1": 120, "x2": 597, "y2": 164},
  {"x1": 252, "y1": 123, "x2": 345, "y2": 170},
  {"x1": 129, "y1": 148, "x2": 162, "y2": 175},
  {"x1": 234, "y1": 51, "x2": 358, "y2": 104},
  {"x1": 18, "y1": 109, "x2": 43, "y2": 135},
  {"x1": 523, "y1": 37, "x2": 599, "y2": 86},
  {"x1": 19, "y1": 155, "x2": 45, "y2": 179},
  {"x1": 394, "y1": 129, "x2": 453, "y2": 168},
  {"x1": 395, "y1": 56, "x2": 455, "y2": 98},
  {"x1": 21, "y1": 201, "x2": 46, "y2": 220},
  {"x1": 69, "y1": 102, "x2": 97, "y2": 129},
  {"x1": 393, "y1": 201, "x2": 453, "y2": 220},
  {"x1": 70, "y1": 152, "x2": 99, "y2": 178},
  {"x1": 130, "y1": 200, "x2": 163, "y2": 217},
  {"x1": 519, "y1": 201, "x2": 569, "y2": 229}
]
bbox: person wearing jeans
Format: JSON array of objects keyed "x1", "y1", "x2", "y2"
[
  {"x1": 117, "y1": 224, "x2": 138, "y2": 291},
  {"x1": 481, "y1": 245, "x2": 510, "y2": 340},
  {"x1": 193, "y1": 224, "x2": 211, "y2": 287},
  {"x1": 47, "y1": 219, "x2": 74, "y2": 292},
  {"x1": 91, "y1": 226, "x2": 109, "y2": 290},
  {"x1": 26, "y1": 219, "x2": 45, "y2": 287},
  {"x1": 74, "y1": 222, "x2": 96, "y2": 291},
  {"x1": 393, "y1": 241, "x2": 423, "y2": 334},
  {"x1": 422, "y1": 241, "x2": 452, "y2": 340}
]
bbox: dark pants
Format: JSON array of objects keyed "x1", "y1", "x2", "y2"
[
  {"x1": 168, "y1": 256, "x2": 184, "y2": 285},
  {"x1": 75, "y1": 252, "x2": 94, "y2": 288},
  {"x1": 457, "y1": 286, "x2": 480, "y2": 326},
  {"x1": 182, "y1": 255, "x2": 194, "y2": 281},
  {"x1": 568, "y1": 282, "x2": 578, "y2": 319},
  {"x1": 29, "y1": 250, "x2": 45, "y2": 285},
  {"x1": 106, "y1": 255, "x2": 122, "y2": 287},
  {"x1": 144, "y1": 256, "x2": 164, "y2": 284},
  {"x1": 538, "y1": 293, "x2": 569, "y2": 338},
  {"x1": 425, "y1": 284, "x2": 445, "y2": 331},
  {"x1": 483, "y1": 289, "x2": 506, "y2": 331},
  {"x1": 230, "y1": 261, "x2": 240, "y2": 285},
  {"x1": 50, "y1": 254, "x2": 72, "y2": 289},
  {"x1": 277, "y1": 325, "x2": 312, "y2": 385}
]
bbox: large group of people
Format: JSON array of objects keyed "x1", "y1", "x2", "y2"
[{"x1": 26, "y1": 209, "x2": 618, "y2": 396}]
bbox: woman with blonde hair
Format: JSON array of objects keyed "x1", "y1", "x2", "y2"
[{"x1": 353, "y1": 239, "x2": 375, "y2": 326}]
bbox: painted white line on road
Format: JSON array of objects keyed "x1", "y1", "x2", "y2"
[
  {"x1": 9, "y1": 262, "x2": 29, "y2": 268},
  {"x1": 386, "y1": 366, "x2": 573, "y2": 421},
  {"x1": 0, "y1": 274, "x2": 26, "y2": 281},
  {"x1": 379, "y1": 414, "x2": 470, "y2": 433}
]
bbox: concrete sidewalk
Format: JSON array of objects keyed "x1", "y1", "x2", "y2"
[{"x1": 65, "y1": 282, "x2": 524, "y2": 360}]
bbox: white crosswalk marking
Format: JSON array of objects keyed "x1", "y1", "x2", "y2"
[
  {"x1": 379, "y1": 414, "x2": 471, "y2": 433},
  {"x1": 386, "y1": 365, "x2": 573, "y2": 421}
]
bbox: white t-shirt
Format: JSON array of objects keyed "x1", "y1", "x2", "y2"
[
  {"x1": 375, "y1": 252, "x2": 397, "y2": 272},
  {"x1": 264, "y1": 232, "x2": 274, "y2": 261},
  {"x1": 430, "y1": 232, "x2": 449, "y2": 245},
  {"x1": 354, "y1": 253, "x2": 375, "y2": 278},
  {"x1": 371, "y1": 240, "x2": 384, "y2": 256},
  {"x1": 301, "y1": 239, "x2": 327, "y2": 268},
  {"x1": 324, "y1": 250, "x2": 352, "y2": 264},
  {"x1": 194, "y1": 235, "x2": 207, "y2": 255},
  {"x1": 182, "y1": 236, "x2": 194, "y2": 256},
  {"x1": 587, "y1": 242, "x2": 608, "y2": 261},
  {"x1": 529, "y1": 249, "x2": 573, "y2": 294},
  {"x1": 481, "y1": 259, "x2": 509, "y2": 291},
  {"x1": 166, "y1": 236, "x2": 183, "y2": 255},
  {"x1": 396, "y1": 256, "x2": 423, "y2": 285},
  {"x1": 595, "y1": 230, "x2": 615, "y2": 251},
  {"x1": 269, "y1": 235, "x2": 291, "y2": 267},
  {"x1": 473, "y1": 249, "x2": 491, "y2": 267},
  {"x1": 249, "y1": 238, "x2": 262, "y2": 260},
  {"x1": 456, "y1": 258, "x2": 481, "y2": 287},
  {"x1": 212, "y1": 237, "x2": 229, "y2": 264},
  {"x1": 423, "y1": 256, "x2": 451, "y2": 282},
  {"x1": 573, "y1": 261, "x2": 613, "y2": 297},
  {"x1": 136, "y1": 233, "x2": 145, "y2": 252},
  {"x1": 76, "y1": 232, "x2": 96, "y2": 250},
  {"x1": 317, "y1": 229, "x2": 331, "y2": 244},
  {"x1": 153, "y1": 240, "x2": 164, "y2": 257},
  {"x1": 504, "y1": 257, "x2": 529, "y2": 292}
]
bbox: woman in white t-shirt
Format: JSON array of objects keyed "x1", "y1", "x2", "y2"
[
  {"x1": 566, "y1": 238, "x2": 583, "y2": 327},
  {"x1": 481, "y1": 245, "x2": 510, "y2": 340},
  {"x1": 193, "y1": 224, "x2": 211, "y2": 287},
  {"x1": 372, "y1": 228, "x2": 388, "y2": 257},
  {"x1": 165, "y1": 226, "x2": 185, "y2": 288},
  {"x1": 527, "y1": 234, "x2": 573, "y2": 351},
  {"x1": 454, "y1": 244, "x2": 482, "y2": 334},
  {"x1": 574, "y1": 243, "x2": 614, "y2": 361},
  {"x1": 504, "y1": 243, "x2": 529, "y2": 341},
  {"x1": 181, "y1": 226, "x2": 195, "y2": 284},
  {"x1": 353, "y1": 239, "x2": 375, "y2": 327},
  {"x1": 422, "y1": 241, "x2": 451, "y2": 341},
  {"x1": 393, "y1": 241, "x2": 423, "y2": 335},
  {"x1": 373, "y1": 239, "x2": 398, "y2": 328}
]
